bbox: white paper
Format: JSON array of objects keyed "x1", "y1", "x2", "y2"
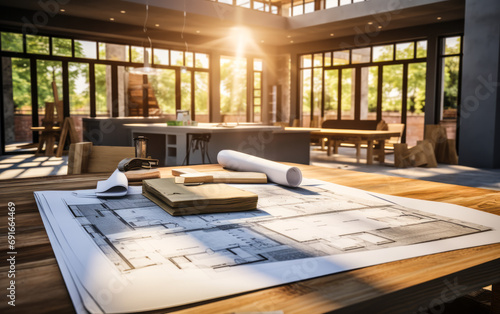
[
  {"x1": 34, "y1": 179, "x2": 500, "y2": 313},
  {"x1": 95, "y1": 169, "x2": 128, "y2": 197},
  {"x1": 217, "y1": 150, "x2": 302, "y2": 187}
]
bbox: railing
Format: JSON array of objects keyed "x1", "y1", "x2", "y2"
[{"x1": 209, "y1": 0, "x2": 368, "y2": 16}]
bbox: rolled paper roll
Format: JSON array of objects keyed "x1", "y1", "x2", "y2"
[{"x1": 217, "y1": 150, "x2": 302, "y2": 187}]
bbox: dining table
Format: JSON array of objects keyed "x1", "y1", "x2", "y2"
[{"x1": 285, "y1": 127, "x2": 402, "y2": 165}]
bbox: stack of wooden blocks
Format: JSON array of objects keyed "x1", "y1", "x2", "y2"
[{"x1": 394, "y1": 125, "x2": 458, "y2": 168}]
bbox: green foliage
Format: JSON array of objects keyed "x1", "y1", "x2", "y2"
[
  {"x1": 1, "y1": 32, "x2": 23, "y2": 52},
  {"x1": 11, "y1": 58, "x2": 31, "y2": 113},
  {"x1": 442, "y1": 56, "x2": 460, "y2": 110},
  {"x1": 324, "y1": 69, "x2": 338, "y2": 113},
  {"x1": 305, "y1": 44, "x2": 427, "y2": 119},
  {"x1": 220, "y1": 58, "x2": 247, "y2": 116},
  {"x1": 194, "y1": 72, "x2": 209, "y2": 115},
  {"x1": 10, "y1": 37, "x2": 86, "y2": 113},
  {"x1": 408, "y1": 62, "x2": 426, "y2": 113},
  {"x1": 149, "y1": 69, "x2": 176, "y2": 114}
]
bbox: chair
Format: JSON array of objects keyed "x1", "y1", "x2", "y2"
[
  {"x1": 385, "y1": 123, "x2": 405, "y2": 148},
  {"x1": 32, "y1": 100, "x2": 64, "y2": 156},
  {"x1": 67, "y1": 142, "x2": 135, "y2": 174}
]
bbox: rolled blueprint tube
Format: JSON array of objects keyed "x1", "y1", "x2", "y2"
[{"x1": 217, "y1": 150, "x2": 302, "y2": 187}]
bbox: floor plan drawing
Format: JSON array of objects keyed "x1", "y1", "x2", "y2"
[
  {"x1": 66, "y1": 183, "x2": 490, "y2": 274},
  {"x1": 35, "y1": 179, "x2": 500, "y2": 313}
]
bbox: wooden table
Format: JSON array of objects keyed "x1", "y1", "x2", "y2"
[
  {"x1": 285, "y1": 127, "x2": 401, "y2": 165},
  {"x1": 1, "y1": 164, "x2": 499, "y2": 313}
]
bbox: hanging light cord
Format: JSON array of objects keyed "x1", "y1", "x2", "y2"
[
  {"x1": 181, "y1": 0, "x2": 188, "y2": 53},
  {"x1": 143, "y1": 4, "x2": 152, "y2": 52}
]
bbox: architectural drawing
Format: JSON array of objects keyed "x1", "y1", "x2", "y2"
[{"x1": 66, "y1": 183, "x2": 490, "y2": 274}]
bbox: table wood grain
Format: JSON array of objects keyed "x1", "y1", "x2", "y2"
[
  {"x1": 1, "y1": 164, "x2": 499, "y2": 313},
  {"x1": 285, "y1": 127, "x2": 401, "y2": 164}
]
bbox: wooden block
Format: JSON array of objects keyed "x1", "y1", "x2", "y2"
[
  {"x1": 68, "y1": 142, "x2": 92, "y2": 174},
  {"x1": 394, "y1": 143, "x2": 410, "y2": 168},
  {"x1": 175, "y1": 175, "x2": 214, "y2": 184},
  {"x1": 172, "y1": 168, "x2": 200, "y2": 176},
  {"x1": 172, "y1": 168, "x2": 267, "y2": 184},
  {"x1": 143, "y1": 178, "x2": 258, "y2": 216},
  {"x1": 408, "y1": 144, "x2": 427, "y2": 167},
  {"x1": 421, "y1": 141, "x2": 438, "y2": 168},
  {"x1": 56, "y1": 117, "x2": 79, "y2": 157},
  {"x1": 125, "y1": 169, "x2": 161, "y2": 182},
  {"x1": 445, "y1": 139, "x2": 459, "y2": 165}
]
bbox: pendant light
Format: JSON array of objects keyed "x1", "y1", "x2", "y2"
[{"x1": 130, "y1": 4, "x2": 158, "y2": 75}]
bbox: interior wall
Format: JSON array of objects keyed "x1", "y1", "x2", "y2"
[{"x1": 459, "y1": 0, "x2": 500, "y2": 168}]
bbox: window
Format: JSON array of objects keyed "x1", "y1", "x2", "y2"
[
  {"x1": 299, "y1": 39, "x2": 428, "y2": 144},
  {"x1": 1, "y1": 32, "x2": 23, "y2": 52},
  {"x1": 26, "y1": 35, "x2": 49, "y2": 55},
  {"x1": 52, "y1": 38, "x2": 72, "y2": 57},
  {"x1": 439, "y1": 36, "x2": 462, "y2": 126},
  {"x1": 195, "y1": 53, "x2": 210, "y2": 69},
  {"x1": 74, "y1": 40, "x2": 97, "y2": 59},
  {"x1": 352, "y1": 47, "x2": 370, "y2": 64},
  {"x1": 154, "y1": 48, "x2": 170, "y2": 65},
  {"x1": 220, "y1": 56, "x2": 247, "y2": 122},
  {"x1": 131, "y1": 46, "x2": 152, "y2": 63},
  {"x1": 253, "y1": 59, "x2": 263, "y2": 122},
  {"x1": 373, "y1": 45, "x2": 393, "y2": 62},
  {"x1": 170, "y1": 50, "x2": 184, "y2": 66},
  {"x1": 333, "y1": 50, "x2": 350, "y2": 65},
  {"x1": 99, "y1": 43, "x2": 129, "y2": 61},
  {"x1": 416, "y1": 40, "x2": 427, "y2": 58},
  {"x1": 396, "y1": 42, "x2": 414, "y2": 60}
]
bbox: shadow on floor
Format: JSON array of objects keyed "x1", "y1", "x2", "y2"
[
  {"x1": 310, "y1": 147, "x2": 500, "y2": 191},
  {"x1": 0, "y1": 154, "x2": 68, "y2": 180}
]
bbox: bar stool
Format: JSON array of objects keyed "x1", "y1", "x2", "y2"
[{"x1": 183, "y1": 133, "x2": 212, "y2": 165}]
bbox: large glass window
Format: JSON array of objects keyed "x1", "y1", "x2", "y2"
[
  {"x1": 253, "y1": 59, "x2": 263, "y2": 122},
  {"x1": 94, "y1": 64, "x2": 110, "y2": 116},
  {"x1": 407, "y1": 62, "x2": 427, "y2": 146},
  {"x1": 36, "y1": 60, "x2": 63, "y2": 125},
  {"x1": 149, "y1": 69, "x2": 176, "y2": 115},
  {"x1": 181, "y1": 70, "x2": 192, "y2": 112},
  {"x1": 301, "y1": 68, "x2": 312, "y2": 126},
  {"x1": 438, "y1": 35, "x2": 462, "y2": 140},
  {"x1": 341, "y1": 68, "x2": 355, "y2": 120},
  {"x1": 382, "y1": 64, "x2": 403, "y2": 123},
  {"x1": 300, "y1": 39, "x2": 428, "y2": 143},
  {"x1": 360, "y1": 66, "x2": 378, "y2": 120},
  {"x1": 324, "y1": 69, "x2": 339, "y2": 120},
  {"x1": 69, "y1": 62, "x2": 90, "y2": 116},
  {"x1": 194, "y1": 71, "x2": 209, "y2": 122},
  {"x1": 1, "y1": 31, "x2": 218, "y2": 153},
  {"x1": 440, "y1": 36, "x2": 461, "y2": 121},
  {"x1": 2, "y1": 57, "x2": 32, "y2": 148},
  {"x1": 220, "y1": 56, "x2": 247, "y2": 122}
]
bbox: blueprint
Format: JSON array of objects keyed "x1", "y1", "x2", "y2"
[{"x1": 34, "y1": 179, "x2": 500, "y2": 314}]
